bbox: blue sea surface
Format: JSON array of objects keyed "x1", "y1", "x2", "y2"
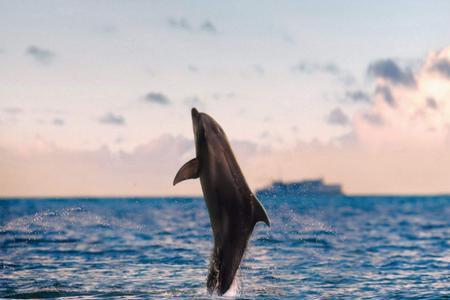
[{"x1": 1, "y1": 196, "x2": 449, "y2": 299}]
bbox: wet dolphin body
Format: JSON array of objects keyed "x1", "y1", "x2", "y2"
[{"x1": 173, "y1": 108, "x2": 270, "y2": 295}]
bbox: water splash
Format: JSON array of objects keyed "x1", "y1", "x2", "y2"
[{"x1": 222, "y1": 275, "x2": 239, "y2": 297}]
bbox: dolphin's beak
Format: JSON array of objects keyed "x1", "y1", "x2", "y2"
[
  {"x1": 191, "y1": 107, "x2": 199, "y2": 121},
  {"x1": 191, "y1": 107, "x2": 201, "y2": 139}
]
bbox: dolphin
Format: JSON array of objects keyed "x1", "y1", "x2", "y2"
[{"x1": 173, "y1": 108, "x2": 270, "y2": 295}]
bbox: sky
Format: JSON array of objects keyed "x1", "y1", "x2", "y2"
[{"x1": 1, "y1": 1, "x2": 450, "y2": 196}]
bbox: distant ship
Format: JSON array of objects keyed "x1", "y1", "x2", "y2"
[{"x1": 256, "y1": 178, "x2": 344, "y2": 198}]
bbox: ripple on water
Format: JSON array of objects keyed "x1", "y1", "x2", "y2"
[{"x1": 0, "y1": 197, "x2": 449, "y2": 299}]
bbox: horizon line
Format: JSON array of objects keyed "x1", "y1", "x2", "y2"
[{"x1": 1, "y1": 193, "x2": 450, "y2": 199}]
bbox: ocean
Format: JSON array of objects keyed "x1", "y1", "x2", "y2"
[{"x1": 1, "y1": 196, "x2": 449, "y2": 299}]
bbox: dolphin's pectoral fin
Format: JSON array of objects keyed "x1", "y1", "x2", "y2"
[
  {"x1": 251, "y1": 194, "x2": 271, "y2": 226},
  {"x1": 173, "y1": 158, "x2": 200, "y2": 185}
]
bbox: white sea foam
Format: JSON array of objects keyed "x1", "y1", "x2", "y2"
[{"x1": 223, "y1": 275, "x2": 239, "y2": 297}]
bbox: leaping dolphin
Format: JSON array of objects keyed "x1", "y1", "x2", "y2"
[{"x1": 173, "y1": 108, "x2": 270, "y2": 295}]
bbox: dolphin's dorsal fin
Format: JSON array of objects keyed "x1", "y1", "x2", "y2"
[
  {"x1": 173, "y1": 158, "x2": 200, "y2": 185},
  {"x1": 251, "y1": 194, "x2": 270, "y2": 227}
]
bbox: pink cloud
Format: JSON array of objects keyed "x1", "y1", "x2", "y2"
[{"x1": 354, "y1": 46, "x2": 450, "y2": 150}]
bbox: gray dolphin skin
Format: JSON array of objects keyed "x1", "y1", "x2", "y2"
[{"x1": 173, "y1": 108, "x2": 270, "y2": 295}]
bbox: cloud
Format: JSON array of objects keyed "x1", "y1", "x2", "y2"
[
  {"x1": 282, "y1": 33, "x2": 295, "y2": 45},
  {"x1": 0, "y1": 134, "x2": 269, "y2": 196},
  {"x1": 2, "y1": 107, "x2": 22, "y2": 114},
  {"x1": 99, "y1": 25, "x2": 118, "y2": 34},
  {"x1": 184, "y1": 96, "x2": 204, "y2": 109},
  {"x1": 429, "y1": 58, "x2": 450, "y2": 79},
  {"x1": 167, "y1": 17, "x2": 191, "y2": 30},
  {"x1": 353, "y1": 46, "x2": 450, "y2": 149},
  {"x1": 26, "y1": 46, "x2": 55, "y2": 65},
  {"x1": 3, "y1": 132, "x2": 450, "y2": 196},
  {"x1": 212, "y1": 92, "x2": 236, "y2": 100},
  {"x1": 326, "y1": 108, "x2": 349, "y2": 126},
  {"x1": 200, "y1": 20, "x2": 217, "y2": 34},
  {"x1": 367, "y1": 59, "x2": 416, "y2": 86},
  {"x1": 98, "y1": 113, "x2": 125, "y2": 125},
  {"x1": 426, "y1": 97, "x2": 438, "y2": 109},
  {"x1": 374, "y1": 85, "x2": 395, "y2": 107},
  {"x1": 53, "y1": 118, "x2": 65, "y2": 126},
  {"x1": 336, "y1": 131, "x2": 357, "y2": 145},
  {"x1": 115, "y1": 136, "x2": 124, "y2": 144},
  {"x1": 292, "y1": 62, "x2": 354, "y2": 84},
  {"x1": 252, "y1": 64, "x2": 265, "y2": 75},
  {"x1": 293, "y1": 62, "x2": 336, "y2": 74},
  {"x1": 0, "y1": 135, "x2": 193, "y2": 196},
  {"x1": 167, "y1": 18, "x2": 218, "y2": 34},
  {"x1": 259, "y1": 131, "x2": 270, "y2": 139},
  {"x1": 144, "y1": 92, "x2": 171, "y2": 105},
  {"x1": 345, "y1": 90, "x2": 371, "y2": 103},
  {"x1": 187, "y1": 65, "x2": 198, "y2": 72},
  {"x1": 361, "y1": 112, "x2": 383, "y2": 127}
]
